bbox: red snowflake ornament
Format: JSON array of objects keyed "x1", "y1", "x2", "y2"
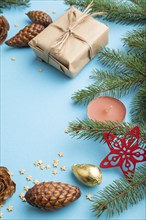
[{"x1": 100, "y1": 126, "x2": 146, "y2": 177}]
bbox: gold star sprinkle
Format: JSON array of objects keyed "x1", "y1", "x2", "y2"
[
  {"x1": 45, "y1": 164, "x2": 50, "y2": 169},
  {"x1": 38, "y1": 68, "x2": 43, "y2": 72},
  {"x1": 0, "y1": 213, "x2": 3, "y2": 218},
  {"x1": 46, "y1": 9, "x2": 50, "y2": 13},
  {"x1": 19, "y1": 193, "x2": 24, "y2": 199},
  {"x1": 7, "y1": 206, "x2": 13, "y2": 212},
  {"x1": 53, "y1": 162, "x2": 58, "y2": 167},
  {"x1": 53, "y1": 159, "x2": 59, "y2": 163},
  {"x1": 38, "y1": 160, "x2": 43, "y2": 165},
  {"x1": 33, "y1": 179, "x2": 39, "y2": 184},
  {"x1": 52, "y1": 170, "x2": 58, "y2": 175},
  {"x1": 34, "y1": 161, "x2": 39, "y2": 166},
  {"x1": 8, "y1": 172, "x2": 14, "y2": 177},
  {"x1": 58, "y1": 152, "x2": 64, "y2": 157},
  {"x1": 52, "y1": 10, "x2": 57, "y2": 14},
  {"x1": 24, "y1": 186, "x2": 29, "y2": 191},
  {"x1": 60, "y1": 166, "x2": 66, "y2": 171},
  {"x1": 86, "y1": 194, "x2": 92, "y2": 200},
  {"x1": 11, "y1": 57, "x2": 16, "y2": 61},
  {"x1": 19, "y1": 169, "x2": 25, "y2": 174},
  {"x1": 22, "y1": 197, "x2": 26, "y2": 202},
  {"x1": 26, "y1": 175, "x2": 32, "y2": 181},
  {"x1": 14, "y1": 24, "x2": 19, "y2": 27},
  {"x1": 40, "y1": 165, "x2": 45, "y2": 170},
  {"x1": 64, "y1": 128, "x2": 69, "y2": 133}
]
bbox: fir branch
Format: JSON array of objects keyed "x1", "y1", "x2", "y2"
[
  {"x1": 130, "y1": 82, "x2": 146, "y2": 124},
  {"x1": 92, "y1": 164, "x2": 146, "y2": 219},
  {"x1": 67, "y1": 119, "x2": 146, "y2": 144},
  {"x1": 65, "y1": 0, "x2": 146, "y2": 24},
  {"x1": 122, "y1": 28, "x2": 146, "y2": 57},
  {"x1": 98, "y1": 48, "x2": 146, "y2": 76},
  {"x1": 72, "y1": 70, "x2": 145, "y2": 104},
  {"x1": 0, "y1": 0, "x2": 30, "y2": 13}
]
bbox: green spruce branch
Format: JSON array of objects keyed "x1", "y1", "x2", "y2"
[
  {"x1": 0, "y1": 0, "x2": 30, "y2": 13},
  {"x1": 65, "y1": 0, "x2": 146, "y2": 24},
  {"x1": 98, "y1": 48, "x2": 145, "y2": 76},
  {"x1": 130, "y1": 82, "x2": 146, "y2": 124},
  {"x1": 92, "y1": 164, "x2": 146, "y2": 219},
  {"x1": 67, "y1": 119, "x2": 146, "y2": 144},
  {"x1": 122, "y1": 28, "x2": 146, "y2": 58},
  {"x1": 72, "y1": 70, "x2": 145, "y2": 104}
]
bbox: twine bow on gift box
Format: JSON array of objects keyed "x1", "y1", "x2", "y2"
[{"x1": 51, "y1": 1, "x2": 99, "y2": 59}]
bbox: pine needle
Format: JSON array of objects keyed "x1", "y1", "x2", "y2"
[
  {"x1": 91, "y1": 164, "x2": 146, "y2": 219},
  {"x1": 72, "y1": 70, "x2": 145, "y2": 104},
  {"x1": 0, "y1": 0, "x2": 30, "y2": 13},
  {"x1": 67, "y1": 119, "x2": 146, "y2": 144},
  {"x1": 65, "y1": 0, "x2": 146, "y2": 24}
]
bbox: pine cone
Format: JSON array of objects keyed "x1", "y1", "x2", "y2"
[
  {"x1": 26, "y1": 10, "x2": 53, "y2": 27},
  {"x1": 25, "y1": 181, "x2": 81, "y2": 210},
  {"x1": 0, "y1": 166, "x2": 16, "y2": 205},
  {"x1": 5, "y1": 24, "x2": 45, "y2": 47},
  {"x1": 0, "y1": 16, "x2": 10, "y2": 45}
]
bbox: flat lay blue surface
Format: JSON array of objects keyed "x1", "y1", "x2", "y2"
[{"x1": 1, "y1": 0, "x2": 145, "y2": 219}]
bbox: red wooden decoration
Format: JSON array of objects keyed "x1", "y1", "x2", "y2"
[{"x1": 100, "y1": 126, "x2": 146, "y2": 177}]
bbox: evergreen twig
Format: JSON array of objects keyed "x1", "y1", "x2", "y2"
[
  {"x1": 65, "y1": 0, "x2": 146, "y2": 24},
  {"x1": 130, "y1": 82, "x2": 146, "y2": 124},
  {"x1": 122, "y1": 28, "x2": 146, "y2": 58},
  {"x1": 0, "y1": 0, "x2": 30, "y2": 13},
  {"x1": 72, "y1": 70, "x2": 145, "y2": 104},
  {"x1": 92, "y1": 164, "x2": 146, "y2": 219},
  {"x1": 67, "y1": 119, "x2": 146, "y2": 144}
]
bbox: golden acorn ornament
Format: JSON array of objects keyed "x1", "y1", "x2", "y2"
[
  {"x1": 5, "y1": 23, "x2": 45, "y2": 47},
  {"x1": 25, "y1": 181, "x2": 81, "y2": 210},
  {"x1": 0, "y1": 16, "x2": 10, "y2": 44},
  {"x1": 26, "y1": 10, "x2": 53, "y2": 27},
  {"x1": 72, "y1": 164, "x2": 102, "y2": 187}
]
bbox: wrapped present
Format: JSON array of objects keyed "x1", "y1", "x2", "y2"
[{"x1": 29, "y1": 2, "x2": 109, "y2": 78}]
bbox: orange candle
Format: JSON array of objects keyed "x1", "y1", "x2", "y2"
[{"x1": 87, "y1": 96, "x2": 126, "y2": 122}]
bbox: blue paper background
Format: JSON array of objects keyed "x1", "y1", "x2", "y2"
[{"x1": 0, "y1": 0, "x2": 145, "y2": 219}]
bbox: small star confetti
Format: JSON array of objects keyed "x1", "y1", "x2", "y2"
[
  {"x1": 38, "y1": 160, "x2": 43, "y2": 165},
  {"x1": 52, "y1": 170, "x2": 58, "y2": 175},
  {"x1": 34, "y1": 161, "x2": 39, "y2": 166},
  {"x1": 53, "y1": 159, "x2": 59, "y2": 163},
  {"x1": 86, "y1": 194, "x2": 92, "y2": 200},
  {"x1": 19, "y1": 193, "x2": 24, "y2": 199},
  {"x1": 8, "y1": 172, "x2": 14, "y2": 177},
  {"x1": 38, "y1": 68, "x2": 43, "y2": 72},
  {"x1": 22, "y1": 197, "x2": 26, "y2": 202},
  {"x1": 46, "y1": 9, "x2": 50, "y2": 13},
  {"x1": 24, "y1": 186, "x2": 29, "y2": 191},
  {"x1": 58, "y1": 152, "x2": 64, "y2": 157},
  {"x1": 64, "y1": 128, "x2": 69, "y2": 133},
  {"x1": 45, "y1": 164, "x2": 50, "y2": 169},
  {"x1": 40, "y1": 165, "x2": 45, "y2": 170},
  {"x1": 19, "y1": 169, "x2": 25, "y2": 174},
  {"x1": 52, "y1": 10, "x2": 57, "y2": 14},
  {"x1": 0, "y1": 213, "x2": 3, "y2": 218},
  {"x1": 26, "y1": 175, "x2": 32, "y2": 181},
  {"x1": 11, "y1": 57, "x2": 16, "y2": 61},
  {"x1": 60, "y1": 166, "x2": 66, "y2": 171},
  {"x1": 33, "y1": 179, "x2": 39, "y2": 184},
  {"x1": 14, "y1": 24, "x2": 19, "y2": 27},
  {"x1": 53, "y1": 162, "x2": 58, "y2": 167},
  {"x1": 7, "y1": 206, "x2": 13, "y2": 212}
]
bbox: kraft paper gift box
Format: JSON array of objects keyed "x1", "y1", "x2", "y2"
[{"x1": 29, "y1": 3, "x2": 109, "y2": 78}]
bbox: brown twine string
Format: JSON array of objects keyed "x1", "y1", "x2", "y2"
[{"x1": 50, "y1": 1, "x2": 97, "y2": 59}]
